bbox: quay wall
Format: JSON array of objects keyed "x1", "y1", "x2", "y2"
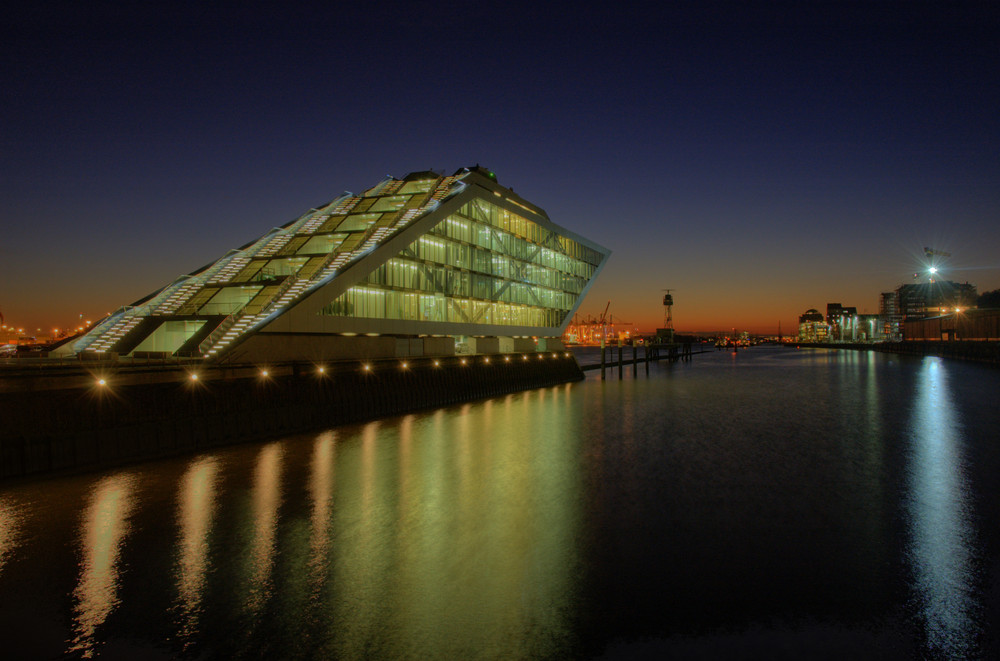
[
  {"x1": 0, "y1": 354, "x2": 583, "y2": 480},
  {"x1": 789, "y1": 341, "x2": 1000, "y2": 366}
]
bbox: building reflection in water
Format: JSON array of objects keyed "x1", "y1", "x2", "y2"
[
  {"x1": 907, "y1": 357, "x2": 978, "y2": 657},
  {"x1": 319, "y1": 387, "x2": 582, "y2": 658},
  {"x1": 173, "y1": 456, "x2": 219, "y2": 647},
  {"x1": 67, "y1": 473, "x2": 136, "y2": 658}
]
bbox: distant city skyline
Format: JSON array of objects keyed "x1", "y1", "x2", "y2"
[{"x1": 3, "y1": 2, "x2": 998, "y2": 336}]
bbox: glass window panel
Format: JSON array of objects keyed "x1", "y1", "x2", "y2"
[
  {"x1": 336, "y1": 214, "x2": 381, "y2": 232},
  {"x1": 370, "y1": 195, "x2": 411, "y2": 212}
]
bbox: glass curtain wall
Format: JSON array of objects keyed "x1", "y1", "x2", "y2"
[{"x1": 321, "y1": 199, "x2": 602, "y2": 329}]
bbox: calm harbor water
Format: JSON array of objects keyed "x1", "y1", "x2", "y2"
[{"x1": 1, "y1": 346, "x2": 998, "y2": 659}]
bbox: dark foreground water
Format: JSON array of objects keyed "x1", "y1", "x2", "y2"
[{"x1": 1, "y1": 346, "x2": 999, "y2": 659}]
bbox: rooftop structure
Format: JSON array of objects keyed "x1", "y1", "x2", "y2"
[{"x1": 55, "y1": 167, "x2": 610, "y2": 363}]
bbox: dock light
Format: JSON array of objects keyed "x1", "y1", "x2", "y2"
[
  {"x1": 484, "y1": 357, "x2": 490, "y2": 364},
  {"x1": 551, "y1": 353, "x2": 557, "y2": 358},
  {"x1": 261, "y1": 370, "x2": 269, "y2": 377},
  {"x1": 564, "y1": 352, "x2": 570, "y2": 358},
  {"x1": 401, "y1": 361, "x2": 408, "y2": 369},
  {"x1": 433, "y1": 360, "x2": 440, "y2": 367},
  {"x1": 189, "y1": 373, "x2": 199, "y2": 381},
  {"x1": 317, "y1": 366, "x2": 326, "y2": 374},
  {"x1": 505, "y1": 356, "x2": 510, "y2": 362},
  {"x1": 96, "y1": 378, "x2": 106, "y2": 387},
  {"x1": 363, "y1": 363, "x2": 371, "y2": 371},
  {"x1": 523, "y1": 355, "x2": 529, "y2": 361},
  {"x1": 929, "y1": 267, "x2": 938, "y2": 274},
  {"x1": 460, "y1": 358, "x2": 467, "y2": 365}
]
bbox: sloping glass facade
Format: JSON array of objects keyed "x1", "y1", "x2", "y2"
[
  {"x1": 62, "y1": 167, "x2": 609, "y2": 361},
  {"x1": 320, "y1": 198, "x2": 603, "y2": 330}
]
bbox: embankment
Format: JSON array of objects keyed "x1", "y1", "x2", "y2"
[
  {"x1": 0, "y1": 353, "x2": 583, "y2": 480},
  {"x1": 789, "y1": 341, "x2": 1000, "y2": 366}
]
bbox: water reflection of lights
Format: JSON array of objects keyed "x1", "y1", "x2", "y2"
[
  {"x1": 308, "y1": 432, "x2": 335, "y2": 590},
  {"x1": 245, "y1": 444, "x2": 283, "y2": 618},
  {"x1": 906, "y1": 357, "x2": 978, "y2": 657},
  {"x1": 174, "y1": 457, "x2": 219, "y2": 646},
  {"x1": 0, "y1": 497, "x2": 22, "y2": 574},
  {"x1": 68, "y1": 474, "x2": 136, "y2": 658}
]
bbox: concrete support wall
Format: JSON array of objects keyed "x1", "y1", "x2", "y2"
[{"x1": 0, "y1": 355, "x2": 584, "y2": 480}]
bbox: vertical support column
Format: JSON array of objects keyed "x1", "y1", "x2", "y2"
[
  {"x1": 632, "y1": 344, "x2": 637, "y2": 376},
  {"x1": 600, "y1": 345, "x2": 606, "y2": 380},
  {"x1": 618, "y1": 344, "x2": 623, "y2": 380},
  {"x1": 645, "y1": 345, "x2": 650, "y2": 375}
]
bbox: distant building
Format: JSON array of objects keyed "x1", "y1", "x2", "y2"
[
  {"x1": 857, "y1": 314, "x2": 884, "y2": 341},
  {"x1": 896, "y1": 281, "x2": 977, "y2": 323},
  {"x1": 54, "y1": 167, "x2": 611, "y2": 362},
  {"x1": 798, "y1": 309, "x2": 828, "y2": 342},
  {"x1": 904, "y1": 309, "x2": 1000, "y2": 341},
  {"x1": 826, "y1": 303, "x2": 858, "y2": 342},
  {"x1": 879, "y1": 291, "x2": 902, "y2": 341}
]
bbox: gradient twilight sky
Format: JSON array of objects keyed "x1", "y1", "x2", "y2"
[{"x1": 3, "y1": 2, "x2": 999, "y2": 336}]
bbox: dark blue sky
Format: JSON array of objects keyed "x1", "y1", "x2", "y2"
[{"x1": 3, "y1": 1, "x2": 998, "y2": 333}]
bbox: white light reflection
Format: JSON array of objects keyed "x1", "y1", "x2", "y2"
[
  {"x1": 68, "y1": 473, "x2": 137, "y2": 658},
  {"x1": 173, "y1": 456, "x2": 219, "y2": 647},
  {"x1": 906, "y1": 357, "x2": 978, "y2": 657}
]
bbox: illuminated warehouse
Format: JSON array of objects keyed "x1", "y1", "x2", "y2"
[{"x1": 57, "y1": 167, "x2": 610, "y2": 363}]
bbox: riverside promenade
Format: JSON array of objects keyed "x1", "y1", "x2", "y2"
[{"x1": 789, "y1": 340, "x2": 1000, "y2": 366}]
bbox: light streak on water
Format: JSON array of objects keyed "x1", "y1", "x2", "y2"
[
  {"x1": 0, "y1": 497, "x2": 21, "y2": 575},
  {"x1": 245, "y1": 443, "x2": 283, "y2": 619},
  {"x1": 68, "y1": 473, "x2": 136, "y2": 658},
  {"x1": 173, "y1": 456, "x2": 219, "y2": 647},
  {"x1": 906, "y1": 357, "x2": 979, "y2": 657}
]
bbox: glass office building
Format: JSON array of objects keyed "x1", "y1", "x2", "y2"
[{"x1": 60, "y1": 167, "x2": 610, "y2": 362}]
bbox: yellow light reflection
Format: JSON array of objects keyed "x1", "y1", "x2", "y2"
[
  {"x1": 68, "y1": 474, "x2": 136, "y2": 658},
  {"x1": 907, "y1": 358, "x2": 977, "y2": 657},
  {"x1": 173, "y1": 456, "x2": 219, "y2": 646},
  {"x1": 308, "y1": 432, "x2": 335, "y2": 591},
  {"x1": 0, "y1": 496, "x2": 22, "y2": 575},
  {"x1": 245, "y1": 443, "x2": 283, "y2": 618}
]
